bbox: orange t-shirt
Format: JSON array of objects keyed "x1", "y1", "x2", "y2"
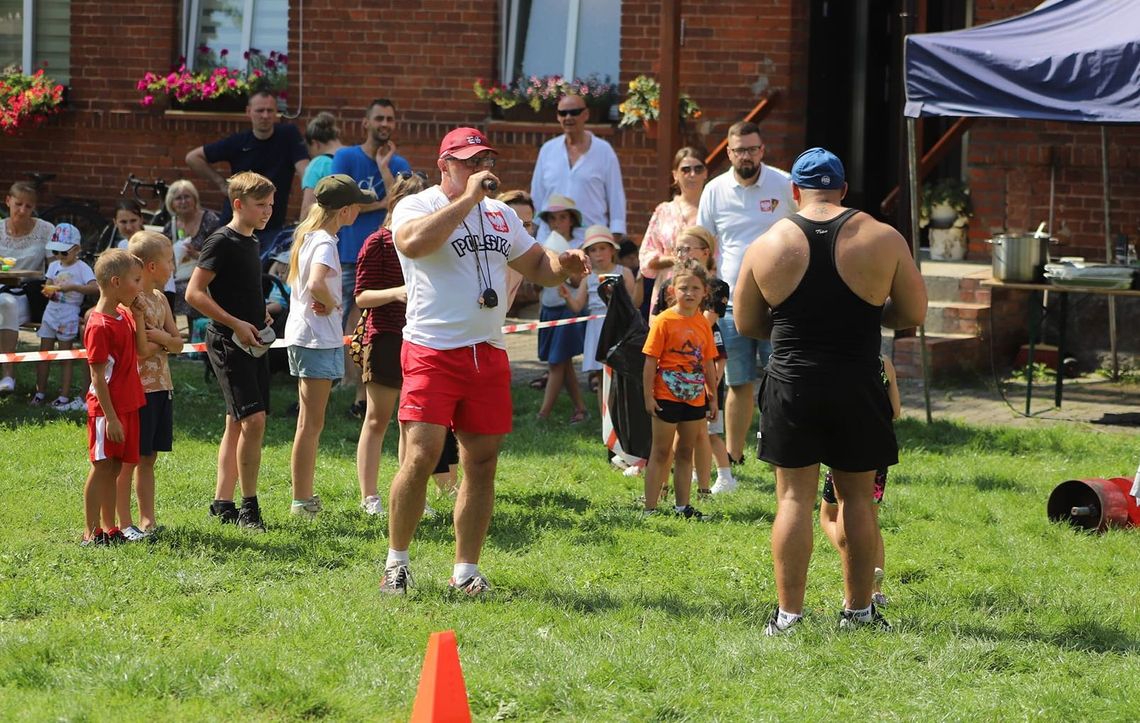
[{"x1": 642, "y1": 308, "x2": 716, "y2": 406}]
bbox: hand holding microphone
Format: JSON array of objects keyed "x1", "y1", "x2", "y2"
[{"x1": 481, "y1": 178, "x2": 498, "y2": 192}]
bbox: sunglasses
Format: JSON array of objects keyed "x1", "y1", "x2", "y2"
[
  {"x1": 397, "y1": 170, "x2": 428, "y2": 181},
  {"x1": 446, "y1": 156, "x2": 497, "y2": 169},
  {"x1": 50, "y1": 249, "x2": 74, "y2": 256},
  {"x1": 557, "y1": 107, "x2": 586, "y2": 118},
  {"x1": 678, "y1": 164, "x2": 706, "y2": 175}
]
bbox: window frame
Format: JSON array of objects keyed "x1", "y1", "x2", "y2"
[
  {"x1": 183, "y1": 0, "x2": 281, "y2": 72},
  {"x1": 500, "y1": 0, "x2": 614, "y2": 83},
  {"x1": 3, "y1": 0, "x2": 70, "y2": 83}
]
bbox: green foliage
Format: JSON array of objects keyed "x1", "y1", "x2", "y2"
[
  {"x1": 0, "y1": 360, "x2": 1138, "y2": 720},
  {"x1": 920, "y1": 177, "x2": 973, "y2": 229}
]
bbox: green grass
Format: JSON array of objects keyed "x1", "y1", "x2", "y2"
[{"x1": 1, "y1": 358, "x2": 1138, "y2": 721}]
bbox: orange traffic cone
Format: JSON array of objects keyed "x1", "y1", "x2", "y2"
[{"x1": 409, "y1": 630, "x2": 471, "y2": 723}]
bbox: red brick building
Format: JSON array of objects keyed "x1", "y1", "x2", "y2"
[{"x1": 2, "y1": 0, "x2": 1137, "y2": 261}]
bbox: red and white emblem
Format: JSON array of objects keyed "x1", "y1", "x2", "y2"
[
  {"x1": 759, "y1": 199, "x2": 780, "y2": 213},
  {"x1": 484, "y1": 210, "x2": 509, "y2": 233}
]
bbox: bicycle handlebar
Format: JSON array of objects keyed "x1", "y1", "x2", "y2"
[{"x1": 121, "y1": 174, "x2": 170, "y2": 203}]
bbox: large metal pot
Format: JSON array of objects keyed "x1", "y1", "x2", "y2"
[{"x1": 988, "y1": 233, "x2": 1050, "y2": 282}]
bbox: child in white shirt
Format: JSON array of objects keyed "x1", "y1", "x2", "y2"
[{"x1": 35, "y1": 223, "x2": 97, "y2": 410}]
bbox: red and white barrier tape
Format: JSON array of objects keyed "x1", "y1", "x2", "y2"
[{"x1": 0, "y1": 313, "x2": 604, "y2": 363}]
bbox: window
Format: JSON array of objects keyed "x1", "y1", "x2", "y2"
[
  {"x1": 182, "y1": 0, "x2": 288, "y2": 73},
  {"x1": 0, "y1": 0, "x2": 71, "y2": 84},
  {"x1": 501, "y1": 0, "x2": 620, "y2": 82}
]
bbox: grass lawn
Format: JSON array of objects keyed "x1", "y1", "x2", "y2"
[{"x1": 1, "y1": 357, "x2": 1138, "y2": 721}]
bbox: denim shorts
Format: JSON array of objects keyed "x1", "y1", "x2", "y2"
[
  {"x1": 340, "y1": 263, "x2": 357, "y2": 327},
  {"x1": 288, "y1": 345, "x2": 345, "y2": 380},
  {"x1": 721, "y1": 307, "x2": 772, "y2": 386}
]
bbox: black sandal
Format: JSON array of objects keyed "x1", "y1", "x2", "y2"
[{"x1": 529, "y1": 373, "x2": 548, "y2": 390}]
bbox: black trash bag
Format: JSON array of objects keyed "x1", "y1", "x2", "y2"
[{"x1": 596, "y1": 277, "x2": 652, "y2": 460}]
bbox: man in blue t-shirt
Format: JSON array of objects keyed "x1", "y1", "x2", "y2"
[{"x1": 185, "y1": 91, "x2": 309, "y2": 246}]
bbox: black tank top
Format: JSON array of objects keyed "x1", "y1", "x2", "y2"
[{"x1": 766, "y1": 208, "x2": 883, "y2": 383}]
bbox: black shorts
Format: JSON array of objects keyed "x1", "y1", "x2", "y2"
[
  {"x1": 758, "y1": 371, "x2": 897, "y2": 471},
  {"x1": 362, "y1": 331, "x2": 402, "y2": 388},
  {"x1": 206, "y1": 326, "x2": 271, "y2": 420},
  {"x1": 433, "y1": 428, "x2": 459, "y2": 474},
  {"x1": 654, "y1": 398, "x2": 707, "y2": 424},
  {"x1": 138, "y1": 389, "x2": 174, "y2": 456}
]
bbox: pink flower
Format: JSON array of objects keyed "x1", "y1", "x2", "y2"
[{"x1": 142, "y1": 95, "x2": 154, "y2": 106}]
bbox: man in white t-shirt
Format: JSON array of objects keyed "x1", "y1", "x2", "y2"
[
  {"x1": 531, "y1": 93, "x2": 627, "y2": 246},
  {"x1": 697, "y1": 121, "x2": 795, "y2": 472},
  {"x1": 381, "y1": 127, "x2": 589, "y2": 597}
]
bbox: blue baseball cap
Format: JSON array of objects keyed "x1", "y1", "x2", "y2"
[{"x1": 791, "y1": 147, "x2": 845, "y2": 190}]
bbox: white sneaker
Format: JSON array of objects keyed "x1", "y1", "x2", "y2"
[
  {"x1": 710, "y1": 475, "x2": 738, "y2": 494},
  {"x1": 610, "y1": 455, "x2": 629, "y2": 470},
  {"x1": 49, "y1": 396, "x2": 72, "y2": 411},
  {"x1": 0, "y1": 376, "x2": 14, "y2": 395},
  {"x1": 623, "y1": 464, "x2": 644, "y2": 478},
  {"x1": 68, "y1": 397, "x2": 87, "y2": 411},
  {"x1": 122, "y1": 525, "x2": 151, "y2": 542},
  {"x1": 360, "y1": 495, "x2": 385, "y2": 516},
  {"x1": 290, "y1": 495, "x2": 323, "y2": 520}
]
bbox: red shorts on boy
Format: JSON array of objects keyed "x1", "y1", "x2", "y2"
[
  {"x1": 88, "y1": 410, "x2": 141, "y2": 464},
  {"x1": 398, "y1": 341, "x2": 512, "y2": 435}
]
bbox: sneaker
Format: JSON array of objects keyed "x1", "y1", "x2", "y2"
[
  {"x1": 81, "y1": 530, "x2": 110, "y2": 547},
  {"x1": 121, "y1": 525, "x2": 150, "y2": 542},
  {"x1": 29, "y1": 392, "x2": 46, "y2": 406},
  {"x1": 675, "y1": 505, "x2": 705, "y2": 520},
  {"x1": 49, "y1": 396, "x2": 71, "y2": 411},
  {"x1": 874, "y1": 567, "x2": 885, "y2": 584},
  {"x1": 360, "y1": 495, "x2": 385, "y2": 516},
  {"x1": 610, "y1": 455, "x2": 629, "y2": 470},
  {"x1": 839, "y1": 604, "x2": 892, "y2": 631},
  {"x1": 237, "y1": 505, "x2": 267, "y2": 531},
  {"x1": 764, "y1": 606, "x2": 801, "y2": 636},
  {"x1": 290, "y1": 495, "x2": 322, "y2": 520},
  {"x1": 448, "y1": 574, "x2": 492, "y2": 597},
  {"x1": 105, "y1": 527, "x2": 127, "y2": 544},
  {"x1": 727, "y1": 452, "x2": 745, "y2": 468},
  {"x1": 871, "y1": 591, "x2": 890, "y2": 607},
  {"x1": 208, "y1": 500, "x2": 239, "y2": 524},
  {"x1": 697, "y1": 488, "x2": 712, "y2": 500},
  {"x1": 710, "y1": 475, "x2": 738, "y2": 495},
  {"x1": 622, "y1": 464, "x2": 643, "y2": 478},
  {"x1": 348, "y1": 400, "x2": 366, "y2": 419},
  {"x1": 68, "y1": 397, "x2": 87, "y2": 412},
  {"x1": 379, "y1": 563, "x2": 413, "y2": 595},
  {"x1": 0, "y1": 376, "x2": 14, "y2": 395}
]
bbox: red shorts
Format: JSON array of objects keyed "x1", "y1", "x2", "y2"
[
  {"x1": 399, "y1": 341, "x2": 512, "y2": 435},
  {"x1": 88, "y1": 410, "x2": 140, "y2": 464}
]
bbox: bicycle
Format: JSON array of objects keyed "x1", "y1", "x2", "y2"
[
  {"x1": 18, "y1": 172, "x2": 112, "y2": 263},
  {"x1": 121, "y1": 174, "x2": 172, "y2": 229}
]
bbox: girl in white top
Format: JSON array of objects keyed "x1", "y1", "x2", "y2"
[
  {"x1": 283, "y1": 174, "x2": 376, "y2": 519},
  {"x1": 0, "y1": 181, "x2": 55, "y2": 394}
]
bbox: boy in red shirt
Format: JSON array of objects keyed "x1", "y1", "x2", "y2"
[{"x1": 83, "y1": 249, "x2": 147, "y2": 546}]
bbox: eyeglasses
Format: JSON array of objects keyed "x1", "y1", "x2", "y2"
[
  {"x1": 50, "y1": 249, "x2": 72, "y2": 256},
  {"x1": 678, "y1": 164, "x2": 706, "y2": 175},
  {"x1": 728, "y1": 145, "x2": 762, "y2": 157},
  {"x1": 557, "y1": 107, "x2": 586, "y2": 117},
  {"x1": 677, "y1": 244, "x2": 709, "y2": 254},
  {"x1": 397, "y1": 171, "x2": 428, "y2": 181},
  {"x1": 445, "y1": 156, "x2": 497, "y2": 169}
]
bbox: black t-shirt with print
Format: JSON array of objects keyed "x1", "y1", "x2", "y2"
[{"x1": 197, "y1": 225, "x2": 266, "y2": 332}]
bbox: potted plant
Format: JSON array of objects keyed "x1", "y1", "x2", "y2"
[
  {"x1": 618, "y1": 75, "x2": 701, "y2": 137},
  {"x1": 473, "y1": 74, "x2": 616, "y2": 122},
  {"x1": 137, "y1": 47, "x2": 288, "y2": 111},
  {"x1": 920, "y1": 177, "x2": 973, "y2": 260},
  {"x1": 0, "y1": 65, "x2": 65, "y2": 135}
]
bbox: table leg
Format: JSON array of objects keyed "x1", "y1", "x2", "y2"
[
  {"x1": 1025, "y1": 290, "x2": 1042, "y2": 416},
  {"x1": 1108, "y1": 296, "x2": 1118, "y2": 380},
  {"x1": 1054, "y1": 292, "x2": 1067, "y2": 408}
]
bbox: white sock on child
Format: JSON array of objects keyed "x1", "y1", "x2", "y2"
[
  {"x1": 386, "y1": 549, "x2": 410, "y2": 567},
  {"x1": 453, "y1": 562, "x2": 479, "y2": 582},
  {"x1": 776, "y1": 608, "x2": 803, "y2": 630}
]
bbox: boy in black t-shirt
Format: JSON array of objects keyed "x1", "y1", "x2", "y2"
[{"x1": 186, "y1": 171, "x2": 277, "y2": 531}]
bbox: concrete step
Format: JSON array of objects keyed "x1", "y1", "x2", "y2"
[
  {"x1": 894, "y1": 332, "x2": 987, "y2": 380},
  {"x1": 924, "y1": 301, "x2": 991, "y2": 336}
]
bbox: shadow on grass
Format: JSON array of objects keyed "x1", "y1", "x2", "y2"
[
  {"x1": 158, "y1": 516, "x2": 382, "y2": 567},
  {"x1": 950, "y1": 620, "x2": 1140, "y2": 655}
]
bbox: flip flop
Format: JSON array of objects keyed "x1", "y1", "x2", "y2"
[
  {"x1": 569, "y1": 408, "x2": 589, "y2": 424},
  {"x1": 529, "y1": 373, "x2": 549, "y2": 390}
]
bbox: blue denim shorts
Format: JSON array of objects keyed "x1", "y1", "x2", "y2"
[
  {"x1": 721, "y1": 307, "x2": 772, "y2": 386},
  {"x1": 288, "y1": 345, "x2": 345, "y2": 380}
]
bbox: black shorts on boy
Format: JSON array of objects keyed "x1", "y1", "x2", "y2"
[
  {"x1": 654, "y1": 398, "x2": 707, "y2": 424},
  {"x1": 206, "y1": 326, "x2": 271, "y2": 420},
  {"x1": 138, "y1": 390, "x2": 174, "y2": 456}
]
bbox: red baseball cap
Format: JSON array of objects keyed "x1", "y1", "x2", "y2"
[{"x1": 439, "y1": 127, "x2": 497, "y2": 160}]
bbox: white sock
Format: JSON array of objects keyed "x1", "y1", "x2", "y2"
[
  {"x1": 845, "y1": 604, "x2": 873, "y2": 622},
  {"x1": 453, "y1": 562, "x2": 479, "y2": 581},
  {"x1": 716, "y1": 467, "x2": 733, "y2": 481},
  {"x1": 674, "y1": 504, "x2": 687, "y2": 513},
  {"x1": 386, "y1": 549, "x2": 409, "y2": 567},
  {"x1": 777, "y1": 608, "x2": 802, "y2": 629}
]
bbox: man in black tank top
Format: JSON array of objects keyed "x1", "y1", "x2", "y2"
[{"x1": 733, "y1": 148, "x2": 927, "y2": 633}]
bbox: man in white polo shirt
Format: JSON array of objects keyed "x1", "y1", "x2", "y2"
[
  {"x1": 697, "y1": 121, "x2": 795, "y2": 473},
  {"x1": 381, "y1": 127, "x2": 589, "y2": 597}
]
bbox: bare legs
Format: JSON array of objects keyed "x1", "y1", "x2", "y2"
[
  {"x1": 215, "y1": 411, "x2": 266, "y2": 500},
  {"x1": 356, "y1": 381, "x2": 401, "y2": 501},
  {"x1": 820, "y1": 497, "x2": 885, "y2": 596},
  {"x1": 537, "y1": 360, "x2": 584, "y2": 419},
  {"x1": 115, "y1": 454, "x2": 158, "y2": 530},
  {"x1": 725, "y1": 382, "x2": 754, "y2": 461},
  {"x1": 86, "y1": 459, "x2": 121, "y2": 538},
  {"x1": 644, "y1": 416, "x2": 704, "y2": 509},
  {"x1": 290, "y1": 377, "x2": 333, "y2": 502}
]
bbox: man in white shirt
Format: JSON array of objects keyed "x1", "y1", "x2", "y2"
[
  {"x1": 697, "y1": 121, "x2": 795, "y2": 470},
  {"x1": 531, "y1": 93, "x2": 627, "y2": 245},
  {"x1": 381, "y1": 127, "x2": 589, "y2": 597}
]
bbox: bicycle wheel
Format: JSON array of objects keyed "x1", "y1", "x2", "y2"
[{"x1": 41, "y1": 203, "x2": 112, "y2": 261}]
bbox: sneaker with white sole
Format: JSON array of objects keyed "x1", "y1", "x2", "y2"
[
  {"x1": 764, "y1": 606, "x2": 801, "y2": 636},
  {"x1": 710, "y1": 475, "x2": 738, "y2": 495},
  {"x1": 379, "y1": 563, "x2": 413, "y2": 595},
  {"x1": 68, "y1": 397, "x2": 88, "y2": 412},
  {"x1": 49, "y1": 396, "x2": 72, "y2": 411},
  {"x1": 29, "y1": 392, "x2": 46, "y2": 406},
  {"x1": 448, "y1": 574, "x2": 492, "y2": 597},
  {"x1": 0, "y1": 376, "x2": 14, "y2": 395},
  {"x1": 121, "y1": 525, "x2": 151, "y2": 542},
  {"x1": 290, "y1": 495, "x2": 322, "y2": 520},
  {"x1": 360, "y1": 495, "x2": 385, "y2": 516},
  {"x1": 839, "y1": 604, "x2": 892, "y2": 631}
]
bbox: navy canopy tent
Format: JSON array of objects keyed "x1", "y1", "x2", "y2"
[{"x1": 904, "y1": 0, "x2": 1140, "y2": 123}]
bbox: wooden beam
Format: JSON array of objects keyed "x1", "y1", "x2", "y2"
[
  {"x1": 880, "y1": 116, "x2": 975, "y2": 216},
  {"x1": 657, "y1": 0, "x2": 682, "y2": 203}
]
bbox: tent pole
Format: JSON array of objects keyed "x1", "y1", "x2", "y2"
[
  {"x1": 1101, "y1": 126, "x2": 1119, "y2": 379},
  {"x1": 907, "y1": 116, "x2": 933, "y2": 423}
]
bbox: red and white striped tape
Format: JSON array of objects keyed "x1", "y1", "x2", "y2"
[{"x1": 0, "y1": 313, "x2": 604, "y2": 364}]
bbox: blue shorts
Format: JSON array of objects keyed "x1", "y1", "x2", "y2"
[
  {"x1": 288, "y1": 345, "x2": 345, "y2": 380},
  {"x1": 340, "y1": 263, "x2": 357, "y2": 327},
  {"x1": 138, "y1": 390, "x2": 174, "y2": 456},
  {"x1": 721, "y1": 307, "x2": 771, "y2": 386}
]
